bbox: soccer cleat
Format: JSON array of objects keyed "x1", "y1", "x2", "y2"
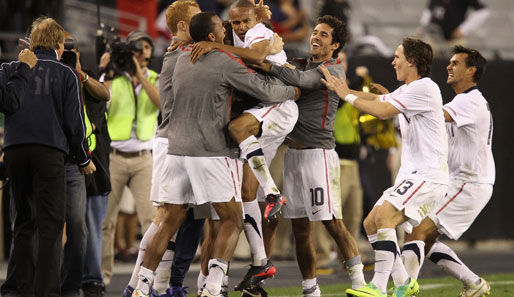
[
  {"x1": 221, "y1": 284, "x2": 229, "y2": 297},
  {"x1": 242, "y1": 285, "x2": 269, "y2": 297},
  {"x1": 123, "y1": 286, "x2": 135, "y2": 297},
  {"x1": 264, "y1": 194, "x2": 285, "y2": 220},
  {"x1": 346, "y1": 282, "x2": 386, "y2": 297},
  {"x1": 163, "y1": 287, "x2": 188, "y2": 297},
  {"x1": 234, "y1": 260, "x2": 277, "y2": 291},
  {"x1": 200, "y1": 288, "x2": 222, "y2": 297},
  {"x1": 460, "y1": 278, "x2": 491, "y2": 297},
  {"x1": 132, "y1": 289, "x2": 150, "y2": 297},
  {"x1": 391, "y1": 277, "x2": 419, "y2": 297},
  {"x1": 302, "y1": 283, "x2": 321, "y2": 297}
]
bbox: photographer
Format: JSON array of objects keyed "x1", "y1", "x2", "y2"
[{"x1": 100, "y1": 31, "x2": 159, "y2": 285}]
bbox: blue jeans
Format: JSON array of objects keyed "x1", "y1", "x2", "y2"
[
  {"x1": 82, "y1": 193, "x2": 109, "y2": 285},
  {"x1": 61, "y1": 163, "x2": 87, "y2": 297},
  {"x1": 170, "y1": 209, "x2": 205, "y2": 287}
]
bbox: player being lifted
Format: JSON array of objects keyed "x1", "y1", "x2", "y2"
[
  {"x1": 321, "y1": 37, "x2": 449, "y2": 297},
  {"x1": 401, "y1": 45, "x2": 494, "y2": 297}
]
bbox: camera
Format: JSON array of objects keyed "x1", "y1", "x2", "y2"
[{"x1": 60, "y1": 38, "x2": 78, "y2": 68}]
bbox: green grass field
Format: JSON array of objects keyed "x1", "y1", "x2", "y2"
[{"x1": 221, "y1": 273, "x2": 514, "y2": 297}]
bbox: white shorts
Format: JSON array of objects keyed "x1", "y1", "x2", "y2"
[
  {"x1": 244, "y1": 100, "x2": 298, "y2": 164},
  {"x1": 428, "y1": 181, "x2": 493, "y2": 240},
  {"x1": 155, "y1": 155, "x2": 243, "y2": 205},
  {"x1": 150, "y1": 137, "x2": 168, "y2": 207},
  {"x1": 282, "y1": 148, "x2": 342, "y2": 221},
  {"x1": 376, "y1": 179, "x2": 447, "y2": 233}
]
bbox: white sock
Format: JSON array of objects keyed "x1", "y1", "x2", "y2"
[
  {"x1": 243, "y1": 200, "x2": 267, "y2": 266},
  {"x1": 136, "y1": 266, "x2": 155, "y2": 295},
  {"x1": 401, "y1": 240, "x2": 425, "y2": 280},
  {"x1": 428, "y1": 241, "x2": 480, "y2": 287},
  {"x1": 391, "y1": 245, "x2": 411, "y2": 287},
  {"x1": 344, "y1": 255, "x2": 366, "y2": 289},
  {"x1": 129, "y1": 223, "x2": 158, "y2": 288},
  {"x1": 239, "y1": 135, "x2": 279, "y2": 195},
  {"x1": 197, "y1": 271, "x2": 207, "y2": 296},
  {"x1": 301, "y1": 278, "x2": 317, "y2": 290},
  {"x1": 205, "y1": 259, "x2": 228, "y2": 295},
  {"x1": 370, "y1": 228, "x2": 397, "y2": 293},
  {"x1": 153, "y1": 239, "x2": 176, "y2": 295}
]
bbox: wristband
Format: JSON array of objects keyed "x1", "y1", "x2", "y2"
[
  {"x1": 82, "y1": 74, "x2": 89, "y2": 84},
  {"x1": 345, "y1": 94, "x2": 358, "y2": 105}
]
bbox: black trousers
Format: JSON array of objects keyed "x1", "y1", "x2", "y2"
[{"x1": 4, "y1": 145, "x2": 66, "y2": 297}]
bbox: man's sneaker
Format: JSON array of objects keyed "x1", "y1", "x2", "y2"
[
  {"x1": 132, "y1": 289, "x2": 150, "y2": 297},
  {"x1": 82, "y1": 282, "x2": 105, "y2": 297},
  {"x1": 460, "y1": 278, "x2": 490, "y2": 297},
  {"x1": 346, "y1": 282, "x2": 386, "y2": 297},
  {"x1": 264, "y1": 194, "x2": 285, "y2": 220},
  {"x1": 242, "y1": 285, "x2": 269, "y2": 297},
  {"x1": 391, "y1": 278, "x2": 419, "y2": 297},
  {"x1": 302, "y1": 283, "x2": 321, "y2": 297},
  {"x1": 200, "y1": 288, "x2": 221, "y2": 297},
  {"x1": 123, "y1": 286, "x2": 135, "y2": 297},
  {"x1": 234, "y1": 260, "x2": 277, "y2": 291}
]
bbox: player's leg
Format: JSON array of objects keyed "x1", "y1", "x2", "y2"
[
  {"x1": 322, "y1": 219, "x2": 366, "y2": 289},
  {"x1": 203, "y1": 199, "x2": 243, "y2": 296},
  {"x1": 228, "y1": 113, "x2": 282, "y2": 219},
  {"x1": 291, "y1": 218, "x2": 320, "y2": 297},
  {"x1": 133, "y1": 204, "x2": 188, "y2": 297}
]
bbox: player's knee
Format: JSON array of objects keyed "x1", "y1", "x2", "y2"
[{"x1": 363, "y1": 215, "x2": 376, "y2": 235}]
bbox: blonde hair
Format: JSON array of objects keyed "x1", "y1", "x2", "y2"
[
  {"x1": 165, "y1": 1, "x2": 199, "y2": 34},
  {"x1": 29, "y1": 16, "x2": 65, "y2": 51}
]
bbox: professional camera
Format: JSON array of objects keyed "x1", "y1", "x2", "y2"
[
  {"x1": 60, "y1": 38, "x2": 79, "y2": 68},
  {"x1": 109, "y1": 39, "x2": 143, "y2": 74}
]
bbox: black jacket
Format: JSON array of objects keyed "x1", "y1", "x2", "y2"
[{"x1": 1, "y1": 50, "x2": 90, "y2": 166}]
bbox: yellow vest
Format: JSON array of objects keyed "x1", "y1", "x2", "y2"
[
  {"x1": 84, "y1": 106, "x2": 96, "y2": 151},
  {"x1": 107, "y1": 70, "x2": 158, "y2": 141},
  {"x1": 334, "y1": 103, "x2": 360, "y2": 145}
]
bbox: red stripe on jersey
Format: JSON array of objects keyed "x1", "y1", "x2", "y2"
[
  {"x1": 180, "y1": 46, "x2": 191, "y2": 52},
  {"x1": 321, "y1": 89, "x2": 329, "y2": 130},
  {"x1": 225, "y1": 158, "x2": 238, "y2": 196},
  {"x1": 235, "y1": 159, "x2": 240, "y2": 184},
  {"x1": 446, "y1": 106, "x2": 457, "y2": 116},
  {"x1": 336, "y1": 58, "x2": 341, "y2": 64},
  {"x1": 218, "y1": 49, "x2": 255, "y2": 73},
  {"x1": 322, "y1": 149, "x2": 332, "y2": 214},
  {"x1": 262, "y1": 104, "x2": 278, "y2": 118},
  {"x1": 249, "y1": 36, "x2": 266, "y2": 44},
  {"x1": 401, "y1": 181, "x2": 426, "y2": 205},
  {"x1": 323, "y1": 60, "x2": 334, "y2": 66},
  {"x1": 436, "y1": 183, "x2": 466, "y2": 215},
  {"x1": 393, "y1": 98, "x2": 407, "y2": 110}
]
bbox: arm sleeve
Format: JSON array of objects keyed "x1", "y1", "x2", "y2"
[
  {"x1": 270, "y1": 62, "x2": 345, "y2": 89},
  {"x1": 0, "y1": 62, "x2": 31, "y2": 115},
  {"x1": 223, "y1": 56, "x2": 295, "y2": 103},
  {"x1": 443, "y1": 94, "x2": 475, "y2": 127},
  {"x1": 62, "y1": 68, "x2": 91, "y2": 167},
  {"x1": 385, "y1": 83, "x2": 431, "y2": 117}
]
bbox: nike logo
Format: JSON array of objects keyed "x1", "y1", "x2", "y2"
[
  {"x1": 312, "y1": 210, "x2": 321, "y2": 215},
  {"x1": 253, "y1": 164, "x2": 264, "y2": 170}
]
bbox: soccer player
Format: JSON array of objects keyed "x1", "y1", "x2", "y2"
[
  {"x1": 123, "y1": 2, "x2": 201, "y2": 297},
  {"x1": 321, "y1": 37, "x2": 448, "y2": 297},
  {"x1": 131, "y1": 11, "x2": 298, "y2": 297},
  {"x1": 255, "y1": 15, "x2": 366, "y2": 296},
  {"x1": 191, "y1": 0, "x2": 298, "y2": 292},
  {"x1": 401, "y1": 45, "x2": 493, "y2": 297}
]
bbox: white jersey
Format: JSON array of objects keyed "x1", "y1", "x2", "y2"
[
  {"x1": 443, "y1": 87, "x2": 495, "y2": 184},
  {"x1": 380, "y1": 77, "x2": 449, "y2": 184},
  {"x1": 233, "y1": 23, "x2": 287, "y2": 66}
]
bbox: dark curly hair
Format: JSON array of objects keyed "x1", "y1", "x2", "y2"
[
  {"x1": 316, "y1": 15, "x2": 347, "y2": 58},
  {"x1": 402, "y1": 37, "x2": 433, "y2": 77},
  {"x1": 452, "y1": 45, "x2": 487, "y2": 82}
]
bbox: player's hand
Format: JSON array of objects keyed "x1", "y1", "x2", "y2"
[
  {"x1": 270, "y1": 33, "x2": 284, "y2": 55},
  {"x1": 18, "y1": 49, "x2": 37, "y2": 69},
  {"x1": 190, "y1": 41, "x2": 218, "y2": 63},
  {"x1": 283, "y1": 63, "x2": 296, "y2": 70},
  {"x1": 80, "y1": 161, "x2": 96, "y2": 175},
  {"x1": 254, "y1": 0, "x2": 272, "y2": 22},
  {"x1": 293, "y1": 86, "x2": 301, "y2": 100},
  {"x1": 370, "y1": 83, "x2": 389, "y2": 95},
  {"x1": 168, "y1": 39, "x2": 190, "y2": 52},
  {"x1": 99, "y1": 52, "x2": 111, "y2": 69},
  {"x1": 319, "y1": 65, "x2": 350, "y2": 99}
]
